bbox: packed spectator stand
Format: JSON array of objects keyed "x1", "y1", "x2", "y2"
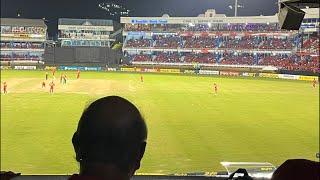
[
  {"x1": 123, "y1": 22, "x2": 319, "y2": 73},
  {"x1": 1, "y1": 42, "x2": 44, "y2": 49}
]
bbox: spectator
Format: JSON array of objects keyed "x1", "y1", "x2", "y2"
[
  {"x1": 70, "y1": 96, "x2": 147, "y2": 180},
  {"x1": 0, "y1": 171, "x2": 21, "y2": 180},
  {"x1": 271, "y1": 159, "x2": 320, "y2": 180}
]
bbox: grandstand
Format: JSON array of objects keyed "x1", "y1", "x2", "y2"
[
  {"x1": 58, "y1": 18, "x2": 122, "y2": 47},
  {"x1": 121, "y1": 9, "x2": 319, "y2": 75},
  {"x1": 0, "y1": 18, "x2": 47, "y2": 66}
]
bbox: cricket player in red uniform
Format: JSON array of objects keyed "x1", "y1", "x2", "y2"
[
  {"x1": 213, "y1": 83, "x2": 218, "y2": 95},
  {"x1": 312, "y1": 78, "x2": 317, "y2": 88},
  {"x1": 49, "y1": 81, "x2": 55, "y2": 94},
  {"x1": 52, "y1": 68, "x2": 56, "y2": 76},
  {"x1": 77, "y1": 70, "x2": 80, "y2": 79},
  {"x1": 42, "y1": 81, "x2": 46, "y2": 88},
  {"x1": 140, "y1": 75, "x2": 144, "y2": 83},
  {"x1": 3, "y1": 82, "x2": 7, "y2": 94}
]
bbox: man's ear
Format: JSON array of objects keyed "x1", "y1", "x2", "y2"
[
  {"x1": 139, "y1": 142, "x2": 146, "y2": 160},
  {"x1": 72, "y1": 132, "x2": 81, "y2": 162},
  {"x1": 134, "y1": 142, "x2": 147, "y2": 171}
]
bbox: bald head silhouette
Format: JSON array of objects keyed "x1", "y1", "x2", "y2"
[
  {"x1": 72, "y1": 96, "x2": 147, "y2": 179},
  {"x1": 271, "y1": 159, "x2": 320, "y2": 180}
]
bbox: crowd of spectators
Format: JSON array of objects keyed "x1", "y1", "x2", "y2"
[
  {"x1": 124, "y1": 24, "x2": 151, "y2": 31},
  {"x1": 1, "y1": 42, "x2": 44, "y2": 49},
  {"x1": 220, "y1": 53, "x2": 255, "y2": 65},
  {"x1": 302, "y1": 35, "x2": 319, "y2": 52},
  {"x1": 153, "y1": 35, "x2": 182, "y2": 49},
  {"x1": 219, "y1": 37, "x2": 258, "y2": 49},
  {"x1": 127, "y1": 52, "x2": 319, "y2": 73},
  {"x1": 127, "y1": 54, "x2": 152, "y2": 62},
  {"x1": 124, "y1": 23, "x2": 281, "y2": 32},
  {"x1": 59, "y1": 30, "x2": 109, "y2": 39},
  {"x1": 259, "y1": 38, "x2": 293, "y2": 50},
  {"x1": 258, "y1": 54, "x2": 319, "y2": 72},
  {"x1": 154, "y1": 52, "x2": 180, "y2": 62},
  {"x1": 1, "y1": 26, "x2": 46, "y2": 35},
  {"x1": 184, "y1": 53, "x2": 217, "y2": 63},
  {"x1": 126, "y1": 38, "x2": 152, "y2": 48},
  {"x1": 184, "y1": 36, "x2": 218, "y2": 48},
  {"x1": 0, "y1": 53, "x2": 42, "y2": 61},
  {"x1": 124, "y1": 36, "x2": 296, "y2": 50}
]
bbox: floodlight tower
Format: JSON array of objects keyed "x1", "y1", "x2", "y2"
[
  {"x1": 235, "y1": 0, "x2": 238, "y2": 17},
  {"x1": 229, "y1": 0, "x2": 243, "y2": 17}
]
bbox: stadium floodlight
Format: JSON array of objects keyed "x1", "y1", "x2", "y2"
[
  {"x1": 228, "y1": 0, "x2": 244, "y2": 16},
  {"x1": 98, "y1": 1, "x2": 131, "y2": 18}
]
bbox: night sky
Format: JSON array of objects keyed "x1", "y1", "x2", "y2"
[{"x1": 1, "y1": 0, "x2": 278, "y2": 37}]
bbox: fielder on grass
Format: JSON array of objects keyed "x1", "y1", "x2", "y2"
[
  {"x1": 49, "y1": 81, "x2": 55, "y2": 94},
  {"x1": 213, "y1": 83, "x2": 218, "y2": 95}
]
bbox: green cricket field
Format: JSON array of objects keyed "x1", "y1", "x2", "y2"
[{"x1": 0, "y1": 70, "x2": 319, "y2": 175}]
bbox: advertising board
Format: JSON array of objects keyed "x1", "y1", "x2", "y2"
[
  {"x1": 159, "y1": 69, "x2": 181, "y2": 73},
  {"x1": 59, "y1": 66, "x2": 102, "y2": 71},
  {"x1": 14, "y1": 66, "x2": 36, "y2": 70},
  {"x1": 220, "y1": 71, "x2": 240, "y2": 76},
  {"x1": 199, "y1": 70, "x2": 219, "y2": 75}
]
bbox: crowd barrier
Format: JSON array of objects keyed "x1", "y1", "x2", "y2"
[
  {"x1": 0, "y1": 66, "x2": 12, "y2": 70},
  {"x1": 116, "y1": 68, "x2": 318, "y2": 82},
  {"x1": 1, "y1": 65, "x2": 318, "y2": 82},
  {"x1": 14, "y1": 66, "x2": 37, "y2": 70},
  {"x1": 59, "y1": 66, "x2": 102, "y2": 71}
]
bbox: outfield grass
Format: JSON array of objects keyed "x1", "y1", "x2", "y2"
[{"x1": 0, "y1": 70, "x2": 319, "y2": 175}]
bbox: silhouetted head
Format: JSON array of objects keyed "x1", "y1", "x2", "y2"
[
  {"x1": 271, "y1": 159, "x2": 320, "y2": 180},
  {"x1": 72, "y1": 96, "x2": 147, "y2": 178}
]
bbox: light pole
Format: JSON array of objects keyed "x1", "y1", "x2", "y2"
[
  {"x1": 229, "y1": 0, "x2": 243, "y2": 17},
  {"x1": 235, "y1": 0, "x2": 238, "y2": 17}
]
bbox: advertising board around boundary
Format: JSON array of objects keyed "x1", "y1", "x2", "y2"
[
  {"x1": 0, "y1": 66, "x2": 12, "y2": 70},
  {"x1": 278, "y1": 74, "x2": 300, "y2": 80},
  {"x1": 159, "y1": 68, "x2": 181, "y2": 73},
  {"x1": 259, "y1": 73, "x2": 279, "y2": 79},
  {"x1": 199, "y1": 70, "x2": 219, "y2": 75},
  {"x1": 241, "y1": 72, "x2": 258, "y2": 77},
  {"x1": 14, "y1": 66, "x2": 37, "y2": 70},
  {"x1": 183, "y1": 70, "x2": 196, "y2": 74},
  {"x1": 139, "y1": 68, "x2": 160, "y2": 73},
  {"x1": 59, "y1": 66, "x2": 102, "y2": 71},
  {"x1": 45, "y1": 66, "x2": 57, "y2": 71},
  {"x1": 107, "y1": 68, "x2": 118, "y2": 71},
  {"x1": 120, "y1": 67, "x2": 135, "y2": 72},
  {"x1": 299, "y1": 75, "x2": 319, "y2": 81},
  {"x1": 220, "y1": 71, "x2": 240, "y2": 76}
]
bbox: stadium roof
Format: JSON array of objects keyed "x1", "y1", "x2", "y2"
[
  {"x1": 0, "y1": 18, "x2": 47, "y2": 27},
  {"x1": 302, "y1": 8, "x2": 320, "y2": 18},
  {"x1": 121, "y1": 8, "x2": 319, "y2": 25},
  {"x1": 121, "y1": 9, "x2": 278, "y2": 24},
  {"x1": 58, "y1": 18, "x2": 114, "y2": 26},
  {"x1": 121, "y1": 15, "x2": 279, "y2": 25}
]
